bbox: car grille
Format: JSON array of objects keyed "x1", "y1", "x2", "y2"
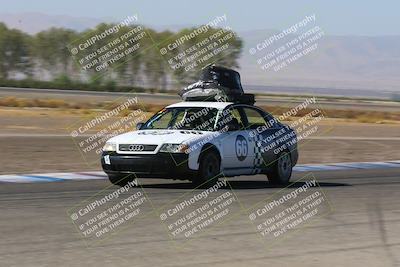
[{"x1": 119, "y1": 144, "x2": 157, "y2": 152}]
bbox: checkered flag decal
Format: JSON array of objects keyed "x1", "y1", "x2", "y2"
[{"x1": 251, "y1": 132, "x2": 264, "y2": 174}]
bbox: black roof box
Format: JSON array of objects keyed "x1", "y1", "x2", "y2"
[{"x1": 179, "y1": 65, "x2": 255, "y2": 105}]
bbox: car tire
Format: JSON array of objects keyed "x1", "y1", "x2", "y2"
[
  {"x1": 108, "y1": 173, "x2": 135, "y2": 187},
  {"x1": 267, "y1": 151, "x2": 293, "y2": 185},
  {"x1": 194, "y1": 150, "x2": 221, "y2": 188}
]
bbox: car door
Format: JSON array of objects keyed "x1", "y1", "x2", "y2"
[
  {"x1": 219, "y1": 106, "x2": 255, "y2": 175},
  {"x1": 241, "y1": 106, "x2": 285, "y2": 170}
]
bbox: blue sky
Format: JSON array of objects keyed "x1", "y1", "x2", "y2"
[{"x1": 1, "y1": 0, "x2": 399, "y2": 35}]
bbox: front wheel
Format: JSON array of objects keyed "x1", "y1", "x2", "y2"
[
  {"x1": 267, "y1": 151, "x2": 293, "y2": 185},
  {"x1": 193, "y1": 150, "x2": 221, "y2": 188}
]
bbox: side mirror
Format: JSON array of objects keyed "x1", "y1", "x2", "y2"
[{"x1": 136, "y1": 122, "x2": 144, "y2": 130}]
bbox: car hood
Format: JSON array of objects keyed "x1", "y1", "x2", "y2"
[{"x1": 107, "y1": 129, "x2": 213, "y2": 145}]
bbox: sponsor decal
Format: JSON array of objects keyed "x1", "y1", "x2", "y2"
[{"x1": 138, "y1": 131, "x2": 174, "y2": 135}]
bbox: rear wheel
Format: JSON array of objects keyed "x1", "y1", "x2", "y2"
[
  {"x1": 108, "y1": 173, "x2": 135, "y2": 186},
  {"x1": 267, "y1": 151, "x2": 292, "y2": 185},
  {"x1": 194, "y1": 150, "x2": 220, "y2": 188}
]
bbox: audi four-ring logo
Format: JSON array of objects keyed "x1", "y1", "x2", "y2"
[{"x1": 128, "y1": 144, "x2": 144, "y2": 151}]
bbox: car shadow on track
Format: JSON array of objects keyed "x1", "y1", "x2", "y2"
[{"x1": 138, "y1": 180, "x2": 350, "y2": 190}]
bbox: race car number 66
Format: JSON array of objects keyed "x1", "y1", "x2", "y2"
[{"x1": 235, "y1": 135, "x2": 248, "y2": 161}]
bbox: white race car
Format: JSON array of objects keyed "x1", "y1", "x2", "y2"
[{"x1": 101, "y1": 101, "x2": 298, "y2": 187}]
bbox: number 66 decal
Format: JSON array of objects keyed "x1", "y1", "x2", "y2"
[{"x1": 235, "y1": 135, "x2": 248, "y2": 161}]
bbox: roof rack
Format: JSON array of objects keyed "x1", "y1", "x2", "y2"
[{"x1": 179, "y1": 65, "x2": 256, "y2": 105}]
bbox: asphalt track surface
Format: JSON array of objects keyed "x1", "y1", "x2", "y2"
[{"x1": 1, "y1": 168, "x2": 400, "y2": 267}]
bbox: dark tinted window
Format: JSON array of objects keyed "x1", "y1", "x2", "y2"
[
  {"x1": 217, "y1": 107, "x2": 245, "y2": 130},
  {"x1": 242, "y1": 107, "x2": 268, "y2": 129}
]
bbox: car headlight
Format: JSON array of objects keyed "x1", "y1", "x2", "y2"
[
  {"x1": 103, "y1": 142, "x2": 117, "y2": 152},
  {"x1": 159, "y1": 143, "x2": 189, "y2": 153}
]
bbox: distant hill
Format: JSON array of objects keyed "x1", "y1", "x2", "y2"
[
  {"x1": 238, "y1": 29, "x2": 400, "y2": 94},
  {"x1": 1, "y1": 13, "x2": 399, "y2": 97}
]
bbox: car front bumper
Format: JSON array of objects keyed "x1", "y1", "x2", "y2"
[{"x1": 101, "y1": 152, "x2": 196, "y2": 180}]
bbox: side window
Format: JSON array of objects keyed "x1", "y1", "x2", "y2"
[
  {"x1": 217, "y1": 107, "x2": 245, "y2": 130},
  {"x1": 242, "y1": 107, "x2": 269, "y2": 129},
  {"x1": 230, "y1": 108, "x2": 245, "y2": 128},
  {"x1": 264, "y1": 113, "x2": 280, "y2": 128}
]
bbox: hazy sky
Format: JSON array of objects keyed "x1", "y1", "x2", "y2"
[{"x1": 1, "y1": 0, "x2": 399, "y2": 35}]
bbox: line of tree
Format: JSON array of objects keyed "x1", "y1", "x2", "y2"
[{"x1": 0, "y1": 22, "x2": 242, "y2": 92}]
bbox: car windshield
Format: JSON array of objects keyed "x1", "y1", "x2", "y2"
[{"x1": 141, "y1": 107, "x2": 219, "y2": 131}]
